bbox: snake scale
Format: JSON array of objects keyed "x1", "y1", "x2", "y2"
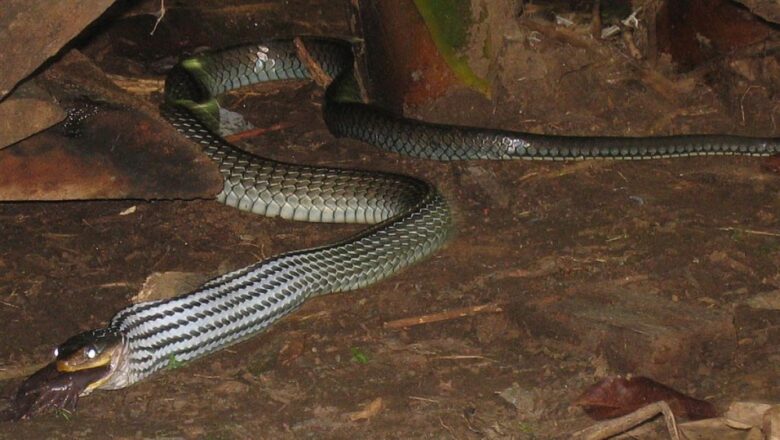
[{"x1": 27, "y1": 38, "x2": 780, "y2": 398}]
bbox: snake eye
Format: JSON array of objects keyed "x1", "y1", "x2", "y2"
[
  {"x1": 85, "y1": 347, "x2": 97, "y2": 359},
  {"x1": 53, "y1": 347, "x2": 59, "y2": 358}
]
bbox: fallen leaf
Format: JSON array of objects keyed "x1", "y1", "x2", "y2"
[
  {"x1": 497, "y1": 383, "x2": 543, "y2": 418},
  {"x1": 214, "y1": 380, "x2": 250, "y2": 395},
  {"x1": 763, "y1": 405, "x2": 780, "y2": 439},
  {"x1": 277, "y1": 333, "x2": 306, "y2": 367},
  {"x1": 744, "y1": 290, "x2": 780, "y2": 311},
  {"x1": 677, "y1": 417, "x2": 756, "y2": 440},
  {"x1": 575, "y1": 376, "x2": 718, "y2": 421},
  {"x1": 118, "y1": 205, "x2": 136, "y2": 216},
  {"x1": 723, "y1": 401, "x2": 773, "y2": 429},
  {"x1": 346, "y1": 397, "x2": 383, "y2": 421},
  {"x1": 677, "y1": 403, "x2": 780, "y2": 440}
]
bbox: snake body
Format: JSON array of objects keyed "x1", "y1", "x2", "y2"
[{"x1": 56, "y1": 38, "x2": 779, "y2": 390}]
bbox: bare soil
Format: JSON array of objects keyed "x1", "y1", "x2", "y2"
[{"x1": 1, "y1": 1, "x2": 778, "y2": 438}]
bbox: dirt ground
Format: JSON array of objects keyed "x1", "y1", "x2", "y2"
[{"x1": 1, "y1": 1, "x2": 779, "y2": 439}]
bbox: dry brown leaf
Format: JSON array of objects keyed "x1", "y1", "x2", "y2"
[
  {"x1": 723, "y1": 401, "x2": 773, "y2": 429},
  {"x1": 575, "y1": 376, "x2": 718, "y2": 421},
  {"x1": 763, "y1": 405, "x2": 780, "y2": 439},
  {"x1": 277, "y1": 332, "x2": 306, "y2": 367},
  {"x1": 346, "y1": 397, "x2": 383, "y2": 422}
]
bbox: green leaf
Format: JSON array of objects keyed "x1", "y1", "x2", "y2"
[
  {"x1": 166, "y1": 353, "x2": 185, "y2": 370},
  {"x1": 350, "y1": 347, "x2": 370, "y2": 364},
  {"x1": 413, "y1": 0, "x2": 491, "y2": 97},
  {"x1": 54, "y1": 408, "x2": 73, "y2": 422}
]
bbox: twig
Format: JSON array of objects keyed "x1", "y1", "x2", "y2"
[
  {"x1": 408, "y1": 396, "x2": 440, "y2": 403},
  {"x1": 718, "y1": 226, "x2": 780, "y2": 237},
  {"x1": 191, "y1": 373, "x2": 224, "y2": 380},
  {"x1": 223, "y1": 123, "x2": 291, "y2": 143},
  {"x1": 0, "y1": 299, "x2": 19, "y2": 309},
  {"x1": 98, "y1": 281, "x2": 132, "y2": 289},
  {"x1": 150, "y1": 0, "x2": 166, "y2": 36},
  {"x1": 106, "y1": 74, "x2": 164, "y2": 95},
  {"x1": 571, "y1": 401, "x2": 681, "y2": 440},
  {"x1": 590, "y1": 0, "x2": 601, "y2": 40},
  {"x1": 293, "y1": 37, "x2": 331, "y2": 87},
  {"x1": 439, "y1": 417, "x2": 459, "y2": 440},
  {"x1": 433, "y1": 355, "x2": 494, "y2": 362},
  {"x1": 622, "y1": 29, "x2": 642, "y2": 59},
  {"x1": 383, "y1": 303, "x2": 503, "y2": 329},
  {"x1": 740, "y1": 85, "x2": 760, "y2": 126}
]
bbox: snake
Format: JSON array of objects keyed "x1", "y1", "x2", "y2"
[{"x1": 7, "y1": 37, "x2": 779, "y2": 418}]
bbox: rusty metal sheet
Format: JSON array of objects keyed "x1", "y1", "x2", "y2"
[
  {"x1": 0, "y1": 50, "x2": 222, "y2": 201},
  {"x1": 731, "y1": 0, "x2": 780, "y2": 24},
  {"x1": 0, "y1": 81, "x2": 65, "y2": 149},
  {"x1": 0, "y1": 0, "x2": 116, "y2": 100}
]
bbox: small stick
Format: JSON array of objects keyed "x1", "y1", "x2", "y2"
[
  {"x1": 106, "y1": 74, "x2": 165, "y2": 95},
  {"x1": 224, "y1": 123, "x2": 291, "y2": 142},
  {"x1": 0, "y1": 299, "x2": 19, "y2": 309},
  {"x1": 433, "y1": 355, "x2": 493, "y2": 361},
  {"x1": 571, "y1": 401, "x2": 680, "y2": 440},
  {"x1": 622, "y1": 29, "x2": 642, "y2": 60},
  {"x1": 383, "y1": 303, "x2": 503, "y2": 329},
  {"x1": 590, "y1": 0, "x2": 602, "y2": 39},
  {"x1": 293, "y1": 37, "x2": 332, "y2": 88},
  {"x1": 98, "y1": 281, "x2": 132, "y2": 289},
  {"x1": 718, "y1": 226, "x2": 780, "y2": 238},
  {"x1": 408, "y1": 396, "x2": 439, "y2": 403},
  {"x1": 150, "y1": 0, "x2": 166, "y2": 36}
]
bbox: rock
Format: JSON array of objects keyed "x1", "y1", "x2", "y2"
[
  {"x1": 133, "y1": 271, "x2": 213, "y2": 303},
  {"x1": 519, "y1": 286, "x2": 735, "y2": 379},
  {"x1": 497, "y1": 383, "x2": 544, "y2": 419}
]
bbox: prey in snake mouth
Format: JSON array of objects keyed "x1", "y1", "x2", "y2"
[{"x1": 3, "y1": 329, "x2": 123, "y2": 420}]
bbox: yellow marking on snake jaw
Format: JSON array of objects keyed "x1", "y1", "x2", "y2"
[
  {"x1": 56, "y1": 345, "x2": 117, "y2": 373},
  {"x1": 83, "y1": 373, "x2": 114, "y2": 394}
]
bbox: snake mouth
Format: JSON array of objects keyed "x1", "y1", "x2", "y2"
[{"x1": 55, "y1": 354, "x2": 117, "y2": 394}]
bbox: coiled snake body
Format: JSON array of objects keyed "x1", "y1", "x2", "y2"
[{"x1": 15, "y1": 38, "x2": 779, "y2": 407}]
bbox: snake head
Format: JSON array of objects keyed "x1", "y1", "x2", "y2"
[{"x1": 54, "y1": 328, "x2": 124, "y2": 392}]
